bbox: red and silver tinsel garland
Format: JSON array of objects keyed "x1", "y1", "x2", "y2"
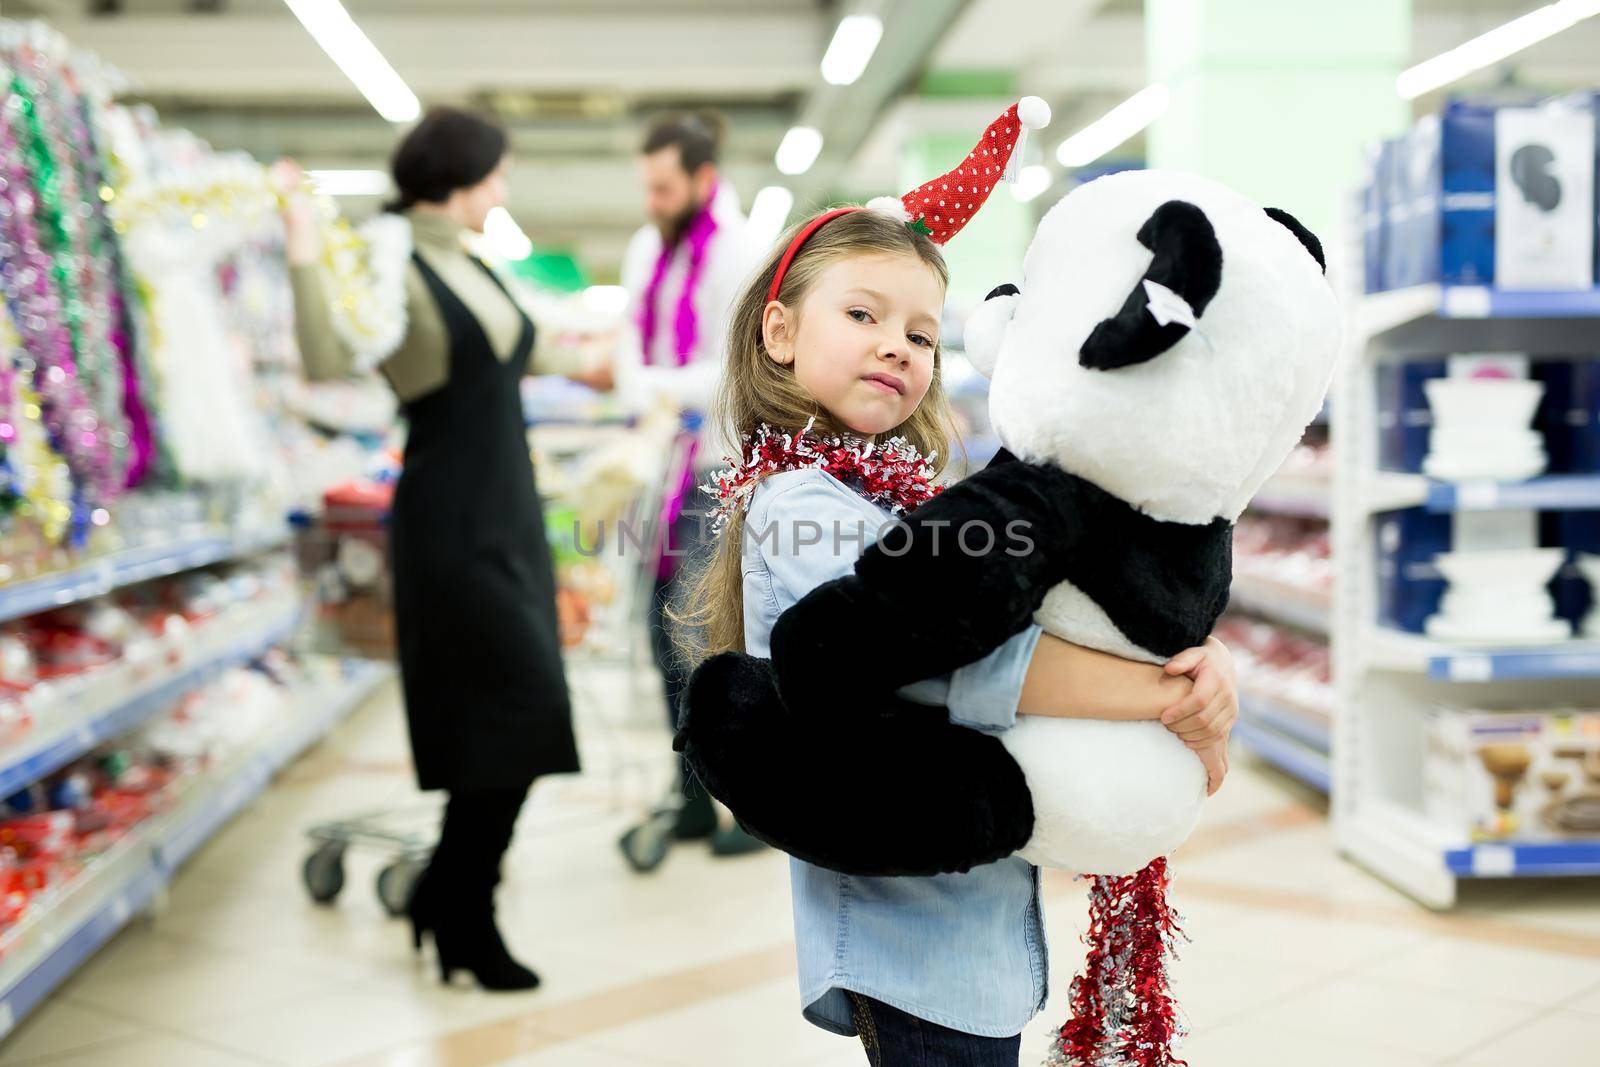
[
  {"x1": 702, "y1": 416, "x2": 941, "y2": 533},
  {"x1": 1049, "y1": 858, "x2": 1189, "y2": 1067}
]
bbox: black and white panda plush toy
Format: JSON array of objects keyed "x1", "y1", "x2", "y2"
[
  {"x1": 676, "y1": 168, "x2": 1338, "y2": 1063},
  {"x1": 676, "y1": 169, "x2": 1339, "y2": 886}
]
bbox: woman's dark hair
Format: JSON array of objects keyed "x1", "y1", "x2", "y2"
[
  {"x1": 385, "y1": 106, "x2": 508, "y2": 212},
  {"x1": 641, "y1": 110, "x2": 726, "y2": 174}
]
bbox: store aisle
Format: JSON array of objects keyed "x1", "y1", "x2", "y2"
[{"x1": 1, "y1": 672, "x2": 1597, "y2": 1067}]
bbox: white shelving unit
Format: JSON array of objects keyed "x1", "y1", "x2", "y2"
[
  {"x1": 1331, "y1": 283, "x2": 1600, "y2": 908},
  {"x1": 0, "y1": 660, "x2": 392, "y2": 1034},
  {"x1": 0, "y1": 526, "x2": 393, "y2": 1033}
]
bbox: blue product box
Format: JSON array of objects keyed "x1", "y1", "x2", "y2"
[
  {"x1": 1384, "y1": 103, "x2": 1499, "y2": 289},
  {"x1": 1544, "y1": 511, "x2": 1600, "y2": 626},
  {"x1": 1576, "y1": 359, "x2": 1600, "y2": 473},
  {"x1": 1377, "y1": 359, "x2": 1446, "y2": 472},
  {"x1": 1533, "y1": 360, "x2": 1600, "y2": 474},
  {"x1": 1362, "y1": 141, "x2": 1391, "y2": 293},
  {"x1": 1377, "y1": 509, "x2": 1452, "y2": 633}
]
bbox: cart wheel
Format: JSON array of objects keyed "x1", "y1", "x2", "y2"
[
  {"x1": 618, "y1": 820, "x2": 671, "y2": 874},
  {"x1": 303, "y1": 844, "x2": 346, "y2": 904},
  {"x1": 376, "y1": 859, "x2": 425, "y2": 917}
]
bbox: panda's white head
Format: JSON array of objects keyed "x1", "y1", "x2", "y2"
[{"x1": 963, "y1": 170, "x2": 1340, "y2": 525}]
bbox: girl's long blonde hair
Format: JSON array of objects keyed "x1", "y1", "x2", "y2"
[{"x1": 668, "y1": 208, "x2": 959, "y2": 668}]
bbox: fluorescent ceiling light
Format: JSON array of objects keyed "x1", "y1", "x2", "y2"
[
  {"x1": 581, "y1": 285, "x2": 630, "y2": 317},
  {"x1": 483, "y1": 207, "x2": 533, "y2": 261},
  {"x1": 282, "y1": 0, "x2": 421, "y2": 123},
  {"x1": 775, "y1": 126, "x2": 823, "y2": 176},
  {"x1": 821, "y1": 15, "x2": 884, "y2": 86},
  {"x1": 1056, "y1": 84, "x2": 1169, "y2": 168},
  {"x1": 1397, "y1": 0, "x2": 1600, "y2": 99},
  {"x1": 1010, "y1": 165, "x2": 1053, "y2": 203},
  {"x1": 747, "y1": 185, "x2": 796, "y2": 246},
  {"x1": 307, "y1": 169, "x2": 390, "y2": 196}
]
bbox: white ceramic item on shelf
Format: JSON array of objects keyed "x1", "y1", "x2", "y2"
[
  {"x1": 1438, "y1": 590, "x2": 1558, "y2": 625},
  {"x1": 1427, "y1": 426, "x2": 1545, "y2": 452},
  {"x1": 1427, "y1": 547, "x2": 1568, "y2": 645},
  {"x1": 1422, "y1": 451, "x2": 1548, "y2": 483},
  {"x1": 1424, "y1": 615, "x2": 1572, "y2": 645},
  {"x1": 1433, "y1": 548, "x2": 1567, "y2": 588},
  {"x1": 1422, "y1": 376, "x2": 1549, "y2": 483},
  {"x1": 1422, "y1": 377, "x2": 1544, "y2": 427}
]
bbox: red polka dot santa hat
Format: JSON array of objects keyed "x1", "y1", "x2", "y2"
[{"x1": 766, "y1": 97, "x2": 1051, "y2": 303}]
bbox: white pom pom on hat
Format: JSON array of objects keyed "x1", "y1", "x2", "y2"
[
  {"x1": 865, "y1": 196, "x2": 910, "y2": 222},
  {"x1": 1017, "y1": 96, "x2": 1051, "y2": 131}
]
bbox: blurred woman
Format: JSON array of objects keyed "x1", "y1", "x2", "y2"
[{"x1": 278, "y1": 107, "x2": 578, "y2": 992}]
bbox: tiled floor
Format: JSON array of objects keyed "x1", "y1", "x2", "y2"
[{"x1": 3, "y1": 667, "x2": 1597, "y2": 1067}]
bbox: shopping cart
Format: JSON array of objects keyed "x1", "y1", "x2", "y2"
[{"x1": 535, "y1": 413, "x2": 699, "y2": 873}]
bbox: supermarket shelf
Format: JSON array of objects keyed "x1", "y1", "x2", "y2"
[
  {"x1": 0, "y1": 660, "x2": 392, "y2": 1035},
  {"x1": 1232, "y1": 715, "x2": 1331, "y2": 792},
  {"x1": 1363, "y1": 472, "x2": 1429, "y2": 513},
  {"x1": 0, "y1": 527, "x2": 290, "y2": 626},
  {"x1": 1365, "y1": 628, "x2": 1600, "y2": 681},
  {"x1": 1361, "y1": 470, "x2": 1600, "y2": 513},
  {"x1": 1336, "y1": 799, "x2": 1461, "y2": 909},
  {"x1": 0, "y1": 598, "x2": 303, "y2": 797},
  {"x1": 1423, "y1": 475, "x2": 1600, "y2": 513},
  {"x1": 1229, "y1": 573, "x2": 1331, "y2": 634},
  {"x1": 1443, "y1": 841, "x2": 1600, "y2": 878},
  {"x1": 1250, "y1": 476, "x2": 1330, "y2": 518},
  {"x1": 1361, "y1": 284, "x2": 1600, "y2": 337},
  {"x1": 1239, "y1": 689, "x2": 1331, "y2": 753}
]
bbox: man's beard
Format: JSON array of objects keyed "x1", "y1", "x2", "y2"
[{"x1": 658, "y1": 194, "x2": 705, "y2": 247}]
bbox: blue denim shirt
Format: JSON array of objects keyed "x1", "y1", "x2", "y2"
[{"x1": 741, "y1": 468, "x2": 1048, "y2": 1038}]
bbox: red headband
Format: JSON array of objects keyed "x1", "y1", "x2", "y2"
[
  {"x1": 765, "y1": 207, "x2": 860, "y2": 304},
  {"x1": 762, "y1": 97, "x2": 1049, "y2": 308}
]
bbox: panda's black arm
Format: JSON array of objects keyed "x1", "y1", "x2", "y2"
[
  {"x1": 769, "y1": 455, "x2": 1085, "y2": 706},
  {"x1": 671, "y1": 455, "x2": 1080, "y2": 877}
]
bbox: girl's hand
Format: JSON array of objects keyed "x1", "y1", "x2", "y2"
[
  {"x1": 1193, "y1": 737, "x2": 1230, "y2": 796},
  {"x1": 1159, "y1": 636, "x2": 1238, "y2": 750}
]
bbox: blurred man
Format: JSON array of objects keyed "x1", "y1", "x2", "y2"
[{"x1": 615, "y1": 111, "x2": 761, "y2": 857}]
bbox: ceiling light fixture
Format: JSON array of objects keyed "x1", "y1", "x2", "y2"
[{"x1": 282, "y1": 0, "x2": 421, "y2": 123}]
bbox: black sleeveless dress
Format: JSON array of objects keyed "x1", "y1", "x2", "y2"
[{"x1": 389, "y1": 253, "x2": 580, "y2": 791}]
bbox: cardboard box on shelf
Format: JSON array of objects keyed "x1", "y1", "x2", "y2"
[
  {"x1": 1425, "y1": 707, "x2": 1600, "y2": 842},
  {"x1": 1494, "y1": 104, "x2": 1596, "y2": 291}
]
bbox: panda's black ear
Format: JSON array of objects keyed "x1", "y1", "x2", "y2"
[
  {"x1": 1264, "y1": 207, "x2": 1326, "y2": 272},
  {"x1": 1079, "y1": 200, "x2": 1223, "y2": 371}
]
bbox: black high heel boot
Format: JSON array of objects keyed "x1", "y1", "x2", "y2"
[
  {"x1": 406, "y1": 864, "x2": 436, "y2": 954},
  {"x1": 433, "y1": 909, "x2": 541, "y2": 991},
  {"x1": 426, "y1": 786, "x2": 540, "y2": 991}
]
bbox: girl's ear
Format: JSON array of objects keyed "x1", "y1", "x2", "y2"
[{"x1": 761, "y1": 301, "x2": 794, "y2": 365}]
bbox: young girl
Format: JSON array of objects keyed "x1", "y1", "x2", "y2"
[{"x1": 673, "y1": 198, "x2": 1238, "y2": 1067}]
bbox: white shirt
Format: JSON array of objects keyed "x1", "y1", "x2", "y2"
[{"x1": 617, "y1": 181, "x2": 762, "y2": 467}]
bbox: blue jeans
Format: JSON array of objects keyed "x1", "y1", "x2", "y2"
[{"x1": 847, "y1": 993, "x2": 1020, "y2": 1067}]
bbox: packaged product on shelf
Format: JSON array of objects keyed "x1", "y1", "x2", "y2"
[
  {"x1": 1376, "y1": 359, "x2": 1447, "y2": 472},
  {"x1": 1377, "y1": 508, "x2": 1451, "y2": 633},
  {"x1": 1232, "y1": 514, "x2": 1333, "y2": 593},
  {"x1": 1493, "y1": 102, "x2": 1596, "y2": 291},
  {"x1": 1360, "y1": 140, "x2": 1391, "y2": 294},
  {"x1": 1214, "y1": 616, "x2": 1333, "y2": 719},
  {"x1": 1425, "y1": 707, "x2": 1600, "y2": 841},
  {"x1": 1535, "y1": 358, "x2": 1600, "y2": 474},
  {"x1": 1382, "y1": 102, "x2": 1498, "y2": 290}
]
